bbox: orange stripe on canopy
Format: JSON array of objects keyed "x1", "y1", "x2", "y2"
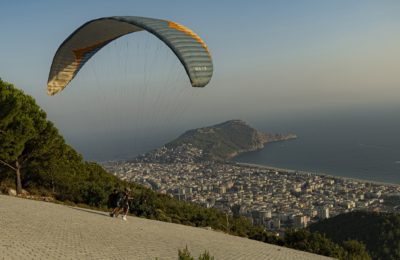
[{"x1": 168, "y1": 21, "x2": 209, "y2": 53}]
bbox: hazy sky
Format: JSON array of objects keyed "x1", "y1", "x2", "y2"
[{"x1": 1, "y1": 1, "x2": 400, "y2": 160}]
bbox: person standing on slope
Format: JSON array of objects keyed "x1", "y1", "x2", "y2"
[
  {"x1": 110, "y1": 187, "x2": 132, "y2": 221},
  {"x1": 108, "y1": 189, "x2": 119, "y2": 216}
]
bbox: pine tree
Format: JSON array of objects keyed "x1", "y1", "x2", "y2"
[{"x1": 0, "y1": 79, "x2": 63, "y2": 194}]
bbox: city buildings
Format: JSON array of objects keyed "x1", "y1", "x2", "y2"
[{"x1": 103, "y1": 144, "x2": 400, "y2": 232}]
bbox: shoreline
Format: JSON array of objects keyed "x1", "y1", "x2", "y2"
[{"x1": 234, "y1": 161, "x2": 400, "y2": 187}]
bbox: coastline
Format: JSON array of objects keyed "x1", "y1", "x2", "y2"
[
  {"x1": 225, "y1": 134, "x2": 298, "y2": 161},
  {"x1": 234, "y1": 161, "x2": 400, "y2": 187}
]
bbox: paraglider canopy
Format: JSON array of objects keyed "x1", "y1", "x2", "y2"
[{"x1": 47, "y1": 16, "x2": 213, "y2": 96}]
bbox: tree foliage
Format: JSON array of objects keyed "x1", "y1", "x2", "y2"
[
  {"x1": 0, "y1": 78, "x2": 57, "y2": 193},
  {"x1": 284, "y1": 229, "x2": 371, "y2": 260},
  {"x1": 310, "y1": 211, "x2": 400, "y2": 260},
  {"x1": 178, "y1": 246, "x2": 215, "y2": 260}
]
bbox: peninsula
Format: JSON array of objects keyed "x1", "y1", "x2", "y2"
[{"x1": 135, "y1": 120, "x2": 297, "y2": 162}]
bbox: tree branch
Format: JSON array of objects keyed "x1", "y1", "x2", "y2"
[{"x1": 0, "y1": 159, "x2": 17, "y2": 171}]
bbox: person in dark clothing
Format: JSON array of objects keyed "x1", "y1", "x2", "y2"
[
  {"x1": 110, "y1": 188, "x2": 132, "y2": 220},
  {"x1": 108, "y1": 189, "x2": 119, "y2": 212}
]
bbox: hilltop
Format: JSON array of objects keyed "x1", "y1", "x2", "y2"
[{"x1": 135, "y1": 120, "x2": 296, "y2": 162}]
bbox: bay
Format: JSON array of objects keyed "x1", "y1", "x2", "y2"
[{"x1": 235, "y1": 106, "x2": 400, "y2": 184}]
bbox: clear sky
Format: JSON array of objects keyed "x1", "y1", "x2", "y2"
[{"x1": 1, "y1": 1, "x2": 400, "y2": 160}]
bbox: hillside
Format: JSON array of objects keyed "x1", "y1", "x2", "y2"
[
  {"x1": 309, "y1": 211, "x2": 400, "y2": 260},
  {"x1": 136, "y1": 120, "x2": 296, "y2": 162},
  {"x1": 0, "y1": 195, "x2": 331, "y2": 260}
]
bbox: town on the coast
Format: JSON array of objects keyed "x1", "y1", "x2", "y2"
[{"x1": 103, "y1": 143, "x2": 400, "y2": 235}]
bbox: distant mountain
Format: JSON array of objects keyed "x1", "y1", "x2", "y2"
[
  {"x1": 136, "y1": 120, "x2": 296, "y2": 162},
  {"x1": 309, "y1": 211, "x2": 400, "y2": 260},
  {"x1": 167, "y1": 120, "x2": 296, "y2": 160}
]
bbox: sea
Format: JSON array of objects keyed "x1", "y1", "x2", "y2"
[{"x1": 234, "y1": 106, "x2": 400, "y2": 185}]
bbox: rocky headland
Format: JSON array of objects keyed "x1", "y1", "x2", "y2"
[{"x1": 134, "y1": 120, "x2": 296, "y2": 163}]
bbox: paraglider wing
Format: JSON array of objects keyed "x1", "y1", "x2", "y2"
[{"x1": 47, "y1": 16, "x2": 213, "y2": 96}]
